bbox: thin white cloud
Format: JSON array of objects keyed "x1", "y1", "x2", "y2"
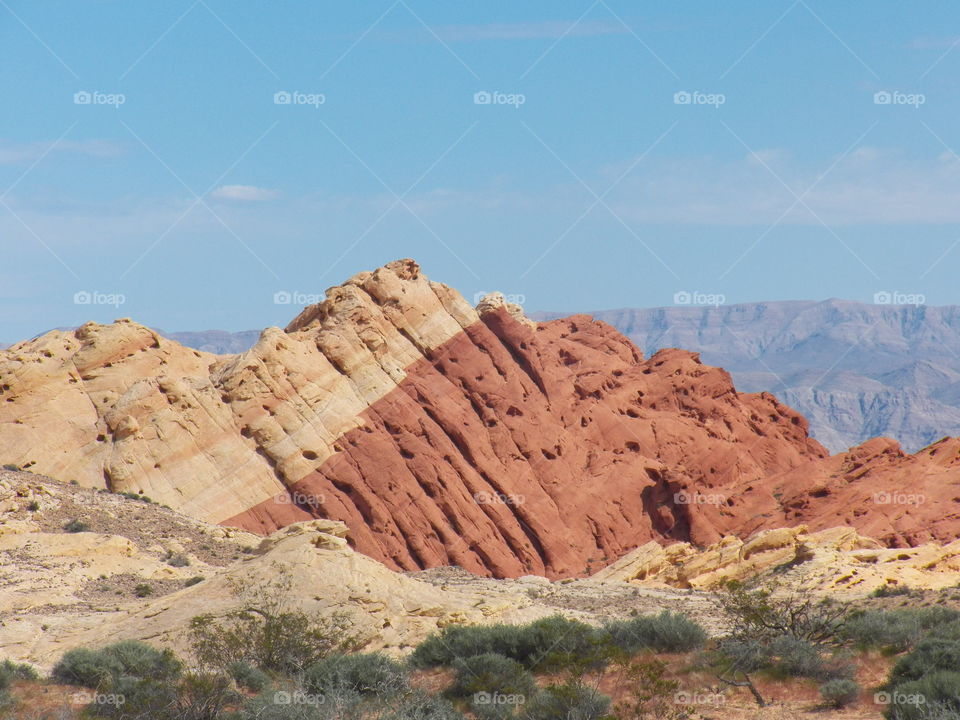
[
  {"x1": 0, "y1": 139, "x2": 123, "y2": 165},
  {"x1": 211, "y1": 185, "x2": 278, "y2": 202}
]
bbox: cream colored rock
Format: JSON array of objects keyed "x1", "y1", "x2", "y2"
[
  {"x1": 594, "y1": 526, "x2": 960, "y2": 596},
  {"x1": 475, "y1": 291, "x2": 536, "y2": 329},
  {"x1": 0, "y1": 261, "x2": 478, "y2": 526}
]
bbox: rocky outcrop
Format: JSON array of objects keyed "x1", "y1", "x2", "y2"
[
  {"x1": 2, "y1": 260, "x2": 960, "y2": 580},
  {"x1": 594, "y1": 525, "x2": 960, "y2": 597},
  {"x1": 535, "y1": 300, "x2": 960, "y2": 453}
]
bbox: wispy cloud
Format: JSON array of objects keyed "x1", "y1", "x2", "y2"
[
  {"x1": 0, "y1": 139, "x2": 123, "y2": 165},
  {"x1": 210, "y1": 185, "x2": 278, "y2": 202}
]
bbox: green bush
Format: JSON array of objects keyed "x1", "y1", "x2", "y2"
[
  {"x1": 820, "y1": 678, "x2": 859, "y2": 708},
  {"x1": 189, "y1": 574, "x2": 356, "y2": 675},
  {"x1": 0, "y1": 659, "x2": 38, "y2": 681},
  {"x1": 237, "y1": 689, "x2": 360, "y2": 719},
  {"x1": 521, "y1": 615, "x2": 609, "y2": 672},
  {"x1": 889, "y1": 638, "x2": 960, "y2": 688},
  {"x1": 872, "y1": 584, "x2": 913, "y2": 598},
  {"x1": 884, "y1": 671, "x2": 960, "y2": 720},
  {"x1": 717, "y1": 638, "x2": 769, "y2": 674},
  {"x1": 448, "y1": 653, "x2": 535, "y2": 706},
  {"x1": 605, "y1": 611, "x2": 706, "y2": 654},
  {"x1": 64, "y1": 518, "x2": 90, "y2": 533},
  {"x1": 410, "y1": 623, "x2": 532, "y2": 668},
  {"x1": 166, "y1": 552, "x2": 190, "y2": 568},
  {"x1": 522, "y1": 681, "x2": 611, "y2": 720},
  {"x1": 303, "y1": 653, "x2": 408, "y2": 697},
  {"x1": 52, "y1": 640, "x2": 182, "y2": 688},
  {"x1": 768, "y1": 635, "x2": 825, "y2": 678},
  {"x1": 228, "y1": 661, "x2": 270, "y2": 693},
  {"x1": 380, "y1": 690, "x2": 468, "y2": 720},
  {"x1": 844, "y1": 608, "x2": 960, "y2": 652}
]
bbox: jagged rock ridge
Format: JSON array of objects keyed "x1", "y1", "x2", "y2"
[{"x1": 1, "y1": 261, "x2": 958, "y2": 578}]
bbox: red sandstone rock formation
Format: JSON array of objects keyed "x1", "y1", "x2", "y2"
[{"x1": 1, "y1": 260, "x2": 957, "y2": 578}]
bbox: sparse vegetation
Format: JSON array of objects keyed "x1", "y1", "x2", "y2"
[
  {"x1": 604, "y1": 610, "x2": 707, "y2": 653},
  {"x1": 166, "y1": 552, "x2": 191, "y2": 567},
  {"x1": 63, "y1": 518, "x2": 90, "y2": 533},
  {"x1": 819, "y1": 677, "x2": 860, "y2": 708},
  {"x1": 188, "y1": 570, "x2": 358, "y2": 675},
  {"x1": 135, "y1": 583, "x2": 154, "y2": 597}
]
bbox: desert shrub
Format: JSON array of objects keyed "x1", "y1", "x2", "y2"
[
  {"x1": 412, "y1": 615, "x2": 610, "y2": 672},
  {"x1": 185, "y1": 576, "x2": 205, "y2": 587},
  {"x1": 64, "y1": 518, "x2": 89, "y2": 533},
  {"x1": 380, "y1": 690, "x2": 468, "y2": 720},
  {"x1": 872, "y1": 584, "x2": 913, "y2": 598},
  {"x1": 0, "y1": 659, "x2": 38, "y2": 681},
  {"x1": 888, "y1": 638, "x2": 960, "y2": 688},
  {"x1": 303, "y1": 653, "x2": 408, "y2": 697},
  {"x1": 26, "y1": 500, "x2": 39, "y2": 512},
  {"x1": 845, "y1": 608, "x2": 960, "y2": 652},
  {"x1": 166, "y1": 552, "x2": 191, "y2": 567},
  {"x1": 715, "y1": 578, "x2": 846, "y2": 644},
  {"x1": 189, "y1": 572, "x2": 356, "y2": 674},
  {"x1": 768, "y1": 635, "x2": 825, "y2": 678},
  {"x1": 522, "y1": 681, "x2": 611, "y2": 720},
  {"x1": 52, "y1": 640, "x2": 181, "y2": 688},
  {"x1": 820, "y1": 678, "x2": 860, "y2": 708},
  {"x1": 448, "y1": 653, "x2": 536, "y2": 706},
  {"x1": 611, "y1": 657, "x2": 686, "y2": 720},
  {"x1": 884, "y1": 672, "x2": 960, "y2": 720},
  {"x1": 717, "y1": 638, "x2": 769, "y2": 674},
  {"x1": 134, "y1": 583, "x2": 153, "y2": 597},
  {"x1": 605, "y1": 611, "x2": 706, "y2": 654},
  {"x1": 521, "y1": 615, "x2": 610, "y2": 672},
  {"x1": 410, "y1": 623, "x2": 531, "y2": 668},
  {"x1": 237, "y1": 689, "x2": 361, "y2": 719},
  {"x1": 228, "y1": 661, "x2": 270, "y2": 693}
]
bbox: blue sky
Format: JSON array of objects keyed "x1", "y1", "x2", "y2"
[{"x1": 3, "y1": 1, "x2": 960, "y2": 342}]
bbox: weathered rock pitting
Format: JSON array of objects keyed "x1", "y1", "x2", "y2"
[{"x1": 2, "y1": 259, "x2": 959, "y2": 578}]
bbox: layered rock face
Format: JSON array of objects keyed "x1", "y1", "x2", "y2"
[{"x1": 2, "y1": 260, "x2": 958, "y2": 579}]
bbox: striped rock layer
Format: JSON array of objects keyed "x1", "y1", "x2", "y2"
[{"x1": 1, "y1": 260, "x2": 957, "y2": 578}]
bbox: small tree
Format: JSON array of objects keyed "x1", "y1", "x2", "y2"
[
  {"x1": 188, "y1": 568, "x2": 359, "y2": 675},
  {"x1": 714, "y1": 578, "x2": 846, "y2": 645}
]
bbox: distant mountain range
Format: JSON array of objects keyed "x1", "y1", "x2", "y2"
[{"x1": 6, "y1": 299, "x2": 959, "y2": 452}]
